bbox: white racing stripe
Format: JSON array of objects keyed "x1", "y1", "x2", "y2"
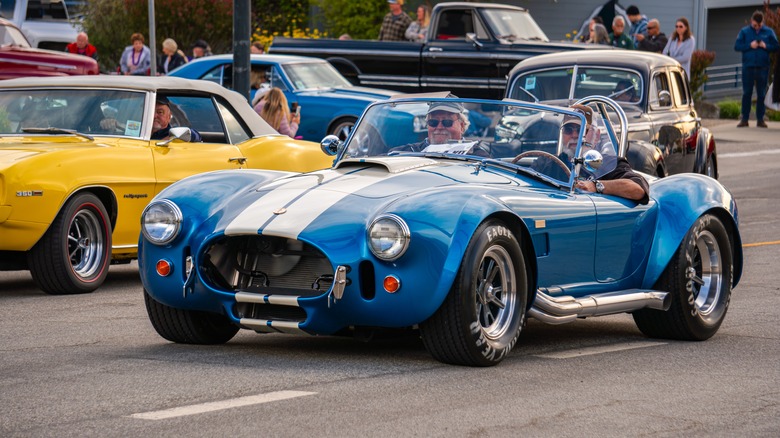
[
  {"x1": 226, "y1": 166, "x2": 401, "y2": 238},
  {"x1": 129, "y1": 390, "x2": 316, "y2": 420},
  {"x1": 533, "y1": 341, "x2": 667, "y2": 359}
]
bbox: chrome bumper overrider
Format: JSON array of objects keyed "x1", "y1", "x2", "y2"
[{"x1": 528, "y1": 288, "x2": 671, "y2": 325}]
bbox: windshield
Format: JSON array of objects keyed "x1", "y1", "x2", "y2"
[
  {"x1": 0, "y1": 89, "x2": 146, "y2": 136},
  {"x1": 340, "y1": 99, "x2": 619, "y2": 183},
  {"x1": 0, "y1": 23, "x2": 31, "y2": 47},
  {"x1": 510, "y1": 67, "x2": 643, "y2": 104},
  {"x1": 281, "y1": 61, "x2": 352, "y2": 91},
  {"x1": 481, "y1": 9, "x2": 548, "y2": 42}
]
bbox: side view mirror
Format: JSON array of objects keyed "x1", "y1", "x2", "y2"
[
  {"x1": 466, "y1": 33, "x2": 483, "y2": 49},
  {"x1": 658, "y1": 90, "x2": 672, "y2": 107},
  {"x1": 320, "y1": 135, "x2": 341, "y2": 156},
  {"x1": 156, "y1": 126, "x2": 192, "y2": 146},
  {"x1": 583, "y1": 149, "x2": 603, "y2": 173}
]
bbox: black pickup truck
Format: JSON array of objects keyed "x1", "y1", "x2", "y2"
[{"x1": 270, "y1": 2, "x2": 610, "y2": 99}]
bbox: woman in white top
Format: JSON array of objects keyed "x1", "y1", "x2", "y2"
[{"x1": 662, "y1": 17, "x2": 696, "y2": 78}]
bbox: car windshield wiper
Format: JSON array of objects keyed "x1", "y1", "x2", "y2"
[
  {"x1": 481, "y1": 158, "x2": 568, "y2": 189},
  {"x1": 608, "y1": 85, "x2": 636, "y2": 100},
  {"x1": 22, "y1": 127, "x2": 94, "y2": 141}
]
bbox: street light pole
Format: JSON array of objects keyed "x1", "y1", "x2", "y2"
[
  {"x1": 148, "y1": 0, "x2": 157, "y2": 76},
  {"x1": 233, "y1": 0, "x2": 251, "y2": 101}
]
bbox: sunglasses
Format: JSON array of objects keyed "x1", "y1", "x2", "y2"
[
  {"x1": 563, "y1": 124, "x2": 579, "y2": 135},
  {"x1": 427, "y1": 119, "x2": 456, "y2": 128}
]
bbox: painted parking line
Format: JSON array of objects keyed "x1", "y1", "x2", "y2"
[
  {"x1": 129, "y1": 390, "x2": 317, "y2": 420},
  {"x1": 744, "y1": 240, "x2": 780, "y2": 248},
  {"x1": 719, "y1": 149, "x2": 780, "y2": 158},
  {"x1": 533, "y1": 341, "x2": 667, "y2": 359}
]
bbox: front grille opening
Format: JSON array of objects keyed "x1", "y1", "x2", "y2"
[
  {"x1": 235, "y1": 302, "x2": 307, "y2": 322},
  {"x1": 201, "y1": 236, "x2": 333, "y2": 297},
  {"x1": 359, "y1": 261, "x2": 376, "y2": 300}
]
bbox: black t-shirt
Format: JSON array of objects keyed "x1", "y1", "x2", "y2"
[{"x1": 598, "y1": 157, "x2": 650, "y2": 204}]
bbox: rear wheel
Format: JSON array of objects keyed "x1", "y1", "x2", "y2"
[
  {"x1": 420, "y1": 220, "x2": 527, "y2": 366},
  {"x1": 144, "y1": 289, "x2": 239, "y2": 344},
  {"x1": 633, "y1": 214, "x2": 732, "y2": 340},
  {"x1": 28, "y1": 193, "x2": 112, "y2": 294}
]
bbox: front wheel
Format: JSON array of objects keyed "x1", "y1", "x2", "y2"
[
  {"x1": 328, "y1": 117, "x2": 357, "y2": 142},
  {"x1": 633, "y1": 214, "x2": 732, "y2": 340},
  {"x1": 144, "y1": 290, "x2": 239, "y2": 344},
  {"x1": 28, "y1": 193, "x2": 112, "y2": 294},
  {"x1": 420, "y1": 220, "x2": 528, "y2": 366}
]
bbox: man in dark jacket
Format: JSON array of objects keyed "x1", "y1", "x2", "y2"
[
  {"x1": 636, "y1": 19, "x2": 668, "y2": 53},
  {"x1": 734, "y1": 11, "x2": 779, "y2": 128}
]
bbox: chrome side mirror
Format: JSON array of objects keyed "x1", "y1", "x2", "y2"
[
  {"x1": 658, "y1": 90, "x2": 672, "y2": 107},
  {"x1": 583, "y1": 149, "x2": 603, "y2": 173},
  {"x1": 156, "y1": 126, "x2": 192, "y2": 146},
  {"x1": 320, "y1": 135, "x2": 341, "y2": 156},
  {"x1": 466, "y1": 32, "x2": 483, "y2": 49}
]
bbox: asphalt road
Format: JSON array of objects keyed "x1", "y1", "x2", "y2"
[{"x1": 1, "y1": 120, "x2": 778, "y2": 437}]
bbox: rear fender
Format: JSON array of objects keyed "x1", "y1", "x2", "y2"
[
  {"x1": 642, "y1": 173, "x2": 741, "y2": 288},
  {"x1": 693, "y1": 126, "x2": 715, "y2": 177}
]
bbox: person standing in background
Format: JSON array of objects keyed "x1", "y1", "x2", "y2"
[
  {"x1": 119, "y1": 33, "x2": 151, "y2": 76},
  {"x1": 254, "y1": 88, "x2": 300, "y2": 138},
  {"x1": 663, "y1": 17, "x2": 695, "y2": 79},
  {"x1": 734, "y1": 10, "x2": 779, "y2": 128},
  {"x1": 65, "y1": 32, "x2": 98, "y2": 60},
  {"x1": 405, "y1": 4, "x2": 431, "y2": 42},
  {"x1": 636, "y1": 19, "x2": 668, "y2": 53},
  {"x1": 190, "y1": 39, "x2": 213, "y2": 60},
  {"x1": 626, "y1": 5, "x2": 648, "y2": 47},
  {"x1": 159, "y1": 38, "x2": 187, "y2": 75},
  {"x1": 610, "y1": 16, "x2": 635, "y2": 50},
  {"x1": 378, "y1": 0, "x2": 412, "y2": 41},
  {"x1": 251, "y1": 42, "x2": 265, "y2": 54}
]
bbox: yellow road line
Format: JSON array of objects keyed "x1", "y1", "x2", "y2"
[{"x1": 743, "y1": 240, "x2": 780, "y2": 248}]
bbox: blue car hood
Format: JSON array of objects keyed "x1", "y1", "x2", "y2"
[{"x1": 217, "y1": 156, "x2": 520, "y2": 240}]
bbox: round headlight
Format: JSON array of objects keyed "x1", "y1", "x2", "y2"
[
  {"x1": 141, "y1": 200, "x2": 183, "y2": 245},
  {"x1": 368, "y1": 214, "x2": 410, "y2": 261}
]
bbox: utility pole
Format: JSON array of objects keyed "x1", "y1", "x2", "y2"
[{"x1": 233, "y1": 0, "x2": 251, "y2": 101}]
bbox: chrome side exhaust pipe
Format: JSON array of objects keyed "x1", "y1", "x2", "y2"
[{"x1": 528, "y1": 288, "x2": 671, "y2": 325}]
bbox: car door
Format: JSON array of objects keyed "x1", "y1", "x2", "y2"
[
  {"x1": 591, "y1": 195, "x2": 657, "y2": 282},
  {"x1": 649, "y1": 68, "x2": 691, "y2": 175},
  {"x1": 422, "y1": 7, "x2": 500, "y2": 98},
  {"x1": 151, "y1": 94, "x2": 244, "y2": 195}
]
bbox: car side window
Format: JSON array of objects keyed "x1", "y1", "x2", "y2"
[
  {"x1": 215, "y1": 99, "x2": 251, "y2": 144},
  {"x1": 167, "y1": 95, "x2": 226, "y2": 142},
  {"x1": 649, "y1": 71, "x2": 672, "y2": 110},
  {"x1": 201, "y1": 65, "x2": 228, "y2": 87},
  {"x1": 435, "y1": 10, "x2": 481, "y2": 40},
  {"x1": 671, "y1": 70, "x2": 690, "y2": 107}
]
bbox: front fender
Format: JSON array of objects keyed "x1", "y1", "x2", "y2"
[
  {"x1": 387, "y1": 187, "x2": 522, "y2": 322},
  {"x1": 642, "y1": 173, "x2": 741, "y2": 288}
]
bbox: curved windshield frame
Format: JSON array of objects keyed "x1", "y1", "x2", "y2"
[
  {"x1": 510, "y1": 66, "x2": 643, "y2": 104},
  {"x1": 339, "y1": 98, "x2": 620, "y2": 186}
]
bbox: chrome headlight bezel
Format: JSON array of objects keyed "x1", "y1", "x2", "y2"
[
  {"x1": 367, "y1": 214, "x2": 410, "y2": 261},
  {"x1": 141, "y1": 199, "x2": 183, "y2": 246}
]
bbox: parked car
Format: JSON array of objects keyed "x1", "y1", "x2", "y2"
[
  {"x1": 270, "y1": 2, "x2": 612, "y2": 99},
  {"x1": 139, "y1": 95, "x2": 742, "y2": 366},
  {"x1": 1, "y1": 0, "x2": 79, "y2": 51},
  {"x1": 506, "y1": 50, "x2": 717, "y2": 178},
  {"x1": 0, "y1": 17, "x2": 97, "y2": 79},
  {"x1": 168, "y1": 54, "x2": 396, "y2": 141},
  {"x1": 0, "y1": 76, "x2": 333, "y2": 295}
]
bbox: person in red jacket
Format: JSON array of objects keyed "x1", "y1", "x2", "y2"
[{"x1": 65, "y1": 32, "x2": 98, "y2": 60}]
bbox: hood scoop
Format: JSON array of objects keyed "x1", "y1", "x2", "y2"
[{"x1": 334, "y1": 156, "x2": 439, "y2": 174}]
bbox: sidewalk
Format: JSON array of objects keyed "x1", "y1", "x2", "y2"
[{"x1": 702, "y1": 118, "x2": 780, "y2": 144}]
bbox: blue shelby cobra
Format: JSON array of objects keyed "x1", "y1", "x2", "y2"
[{"x1": 139, "y1": 95, "x2": 743, "y2": 366}]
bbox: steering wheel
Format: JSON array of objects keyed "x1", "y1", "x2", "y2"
[{"x1": 511, "y1": 150, "x2": 571, "y2": 178}]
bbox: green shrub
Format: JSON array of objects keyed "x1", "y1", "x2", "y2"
[{"x1": 718, "y1": 100, "x2": 741, "y2": 119}]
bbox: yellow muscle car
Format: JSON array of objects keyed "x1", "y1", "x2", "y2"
[{"x1": 0, "y1": 76, "x2": 333, "y2": 294}]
